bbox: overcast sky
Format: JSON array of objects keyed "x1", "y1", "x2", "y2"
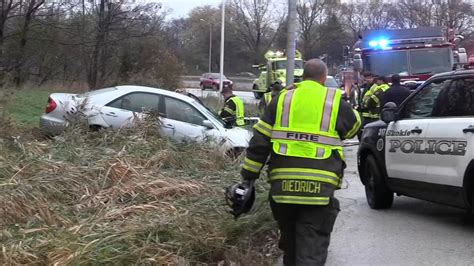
[{"x1": 159, "y1": 0, "x2": 222, "y2": 18}]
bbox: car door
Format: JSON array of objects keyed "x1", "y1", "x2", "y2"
[
  {"x1": 101, "y1": 92, "x2": 160, "y2": 128},
  {"x1": 162, "y1": 96, "x2": 220, "y2": 142},
  {"x1": 423, "y1": 77, "x2": 474, "y2": 188},
  {"x1": 385, "y1": 78, "x2": 452, "y2": 181}
]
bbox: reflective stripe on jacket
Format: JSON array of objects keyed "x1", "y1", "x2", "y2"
[{"x1": 264, "y1": 92, "x2": 272, "y2": 105}]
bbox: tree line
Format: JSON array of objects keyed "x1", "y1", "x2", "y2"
[{"x1": 0, "y1": 0, "x2": 473, "y2": 90}]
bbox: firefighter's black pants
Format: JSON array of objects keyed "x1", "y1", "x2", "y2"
[{"x1": 270, "y1": 197, "x2": 340, "y2": 266}]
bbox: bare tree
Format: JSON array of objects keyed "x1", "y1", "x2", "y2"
[
  {"x1": 0, "y1": 0, "x2": 19, "y2": 85},
  {"x1": 228, "y1": 0, "x2": 282, "y2": 64},
  {"x1": 340, "y1": 0, "x2": 395, "y2": 37},
  {"x1": 393, "y1": 0, "x2": 473, "y2": 35},
  {"x1": 296, "y1": 0, "x2": 326, "y2": 58},
  {"x1": 12, "y1": 0, "x2": 45, "y2": 86}
]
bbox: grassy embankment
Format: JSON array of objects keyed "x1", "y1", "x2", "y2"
[{"x1": 0, "y1": 88, "x2": 277, "y2": 264}]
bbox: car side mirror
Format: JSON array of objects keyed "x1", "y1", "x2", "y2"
[
  {"x1": 202, "y1": 120, "x2": 214, "y2": 129},
  {"x1": 222, "y1": 117, "x2": 236, "y2": 129},
  {"x1": 381, "y1": 102, "x2": 398, "y2": 123}
]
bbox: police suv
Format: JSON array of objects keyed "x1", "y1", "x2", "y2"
[{"x1": 358, "y1": 70, "x2": 474, "y2": 210}]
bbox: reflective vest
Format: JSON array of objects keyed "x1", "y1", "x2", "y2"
[
  {"x1": 269, "y1": 80, "x2": 344, "y2": 205},
  {"x1": 263, "y1": 92, "x2": 272, "y2": 105},
  {"x1": 362, "y1": 83, "x2": 390, "y2": 119},
  {"x1": 229, "y1": 96, "x2": 245, "y2": 126}
]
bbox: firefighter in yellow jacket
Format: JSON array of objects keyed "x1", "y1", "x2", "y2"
[
  {"x1": 236, "y1": 59, "x2": 361, "y2": 265},
  {"x1": 361, "y1": 76, "x2": 390, "y2": 127},
  {"x1": 219, "y1": 87, "x2": 245, "y2": 126}
]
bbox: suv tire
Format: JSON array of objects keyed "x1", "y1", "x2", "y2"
[{"x1": 363, "y1": 154, "x2": 394, "y2": 209}]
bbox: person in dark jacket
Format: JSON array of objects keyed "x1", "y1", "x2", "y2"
[
  {"x1": 259, "y1": 82, "x2": 284, "y2": 111},
  {"x1": 381, "y1": 74, "x2": 411, "y2": 107}
]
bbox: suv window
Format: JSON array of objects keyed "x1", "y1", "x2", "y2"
[
  {"x1": 432, "y1": 78, "x2": 474, "y2": 117},
  {"x1": 164, "y1": 96, "x2": 206, "y2": 126},
  {"x1": 403, "y1": 78, "x2": 451, "y2": 119},
  {"x1": 107, "y1": 92, "x2": 160, "y2": 113}
]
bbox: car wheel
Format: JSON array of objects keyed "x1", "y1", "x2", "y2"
[
  {"x1": 89, "y1": 125, "x2": 104, "y2": 132},
  {"x1": 363, "y1": 154, "x2": 393, "y2": 209},
  {"x1": 226, "y1": 147, "x2": 244, "y2": 160},
  {"x1": 200, "y1": 83, "x2": 205, "y2": 90}
]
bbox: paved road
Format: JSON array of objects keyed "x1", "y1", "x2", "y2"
[
  {"x1": 181, "y1": 76, "x2": 254, "y2": 91},
  {"x1": 326, "y1": 146, "x2": 474, "y2": 265}
]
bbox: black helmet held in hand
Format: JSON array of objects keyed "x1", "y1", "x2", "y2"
[{"x1": 225, "y1": 180, "x2": 255, "y2": 219}]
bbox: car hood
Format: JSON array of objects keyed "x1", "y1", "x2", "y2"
[{"x1": 223, "y1": 126, "x2": 252, "y2": 148}]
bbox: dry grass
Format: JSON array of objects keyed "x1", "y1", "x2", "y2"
[{"x1": 0, "y1": 118, "x2": 279, "y2": 264}]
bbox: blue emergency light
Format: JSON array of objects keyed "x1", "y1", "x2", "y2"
[{"x1": 368, "y1": 38, "x2": 390, "y2": 49}]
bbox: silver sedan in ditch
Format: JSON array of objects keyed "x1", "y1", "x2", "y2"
[{"x1": 40, "y1": 85, "x2": 251, "y2": 154}]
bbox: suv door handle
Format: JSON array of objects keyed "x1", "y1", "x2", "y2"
[
  {"x1": 463, "y1": 125, "x2": 474, "y2": 133},
  {"x1": 410, "y1": 127, "x2": 422, "y2": 134}
]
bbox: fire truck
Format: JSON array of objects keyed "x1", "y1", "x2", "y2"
[
  {"x1": 251, "y1": 50, "x2": 304, "y2": 99},
  {"x1": 345, "y1": 27, "x2": 469, "y2": 90}
]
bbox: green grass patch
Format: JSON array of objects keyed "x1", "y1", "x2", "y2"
[{"x1": 6, "y1": 89, "x2": 52, "y2": 128}]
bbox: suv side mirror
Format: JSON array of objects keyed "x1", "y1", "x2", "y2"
[
  {"x1": 381, "y1": 102, "x2": 398, "y2": 123},
  {"x1": 202, "y1": 120, "x2": 214, "y2": 129}
]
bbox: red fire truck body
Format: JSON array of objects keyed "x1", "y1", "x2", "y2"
[{"x1": 350, "y1": 27, "x2": 468, "y2": 88}]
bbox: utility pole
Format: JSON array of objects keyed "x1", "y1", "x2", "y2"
[
  {"x1": 209, "y1": 24, "x2": 212, "y2": 72},
  {"x1": 219, "y1": 0, "x2": 226, "y2": 93},
  {"x1": 286, "y1": 0, "x2": 297, "y2": 87}
]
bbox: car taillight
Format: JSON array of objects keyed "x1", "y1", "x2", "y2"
[{"x1": 45, "y1": 97, "x2": 57, "y2": 113}]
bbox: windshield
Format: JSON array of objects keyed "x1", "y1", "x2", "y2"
[
  {"x1": 363, "y1": 48, "x2": 453, "y2": 76},
  {"x1": 364, "y1": 51, "x2": 409, "y2": 76},
  {"x1": 275, "y1": 60, "x2": 304, "y2": 70},
  {"x1": 188, "y1": 95, "x2": 226, "y2": 126},
  {"x1": 325, "y1": 77, "x2": 339, "y2": 88},
  {"x1": 409, "y1": 48, "x2": 452, "y2": 75}
]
